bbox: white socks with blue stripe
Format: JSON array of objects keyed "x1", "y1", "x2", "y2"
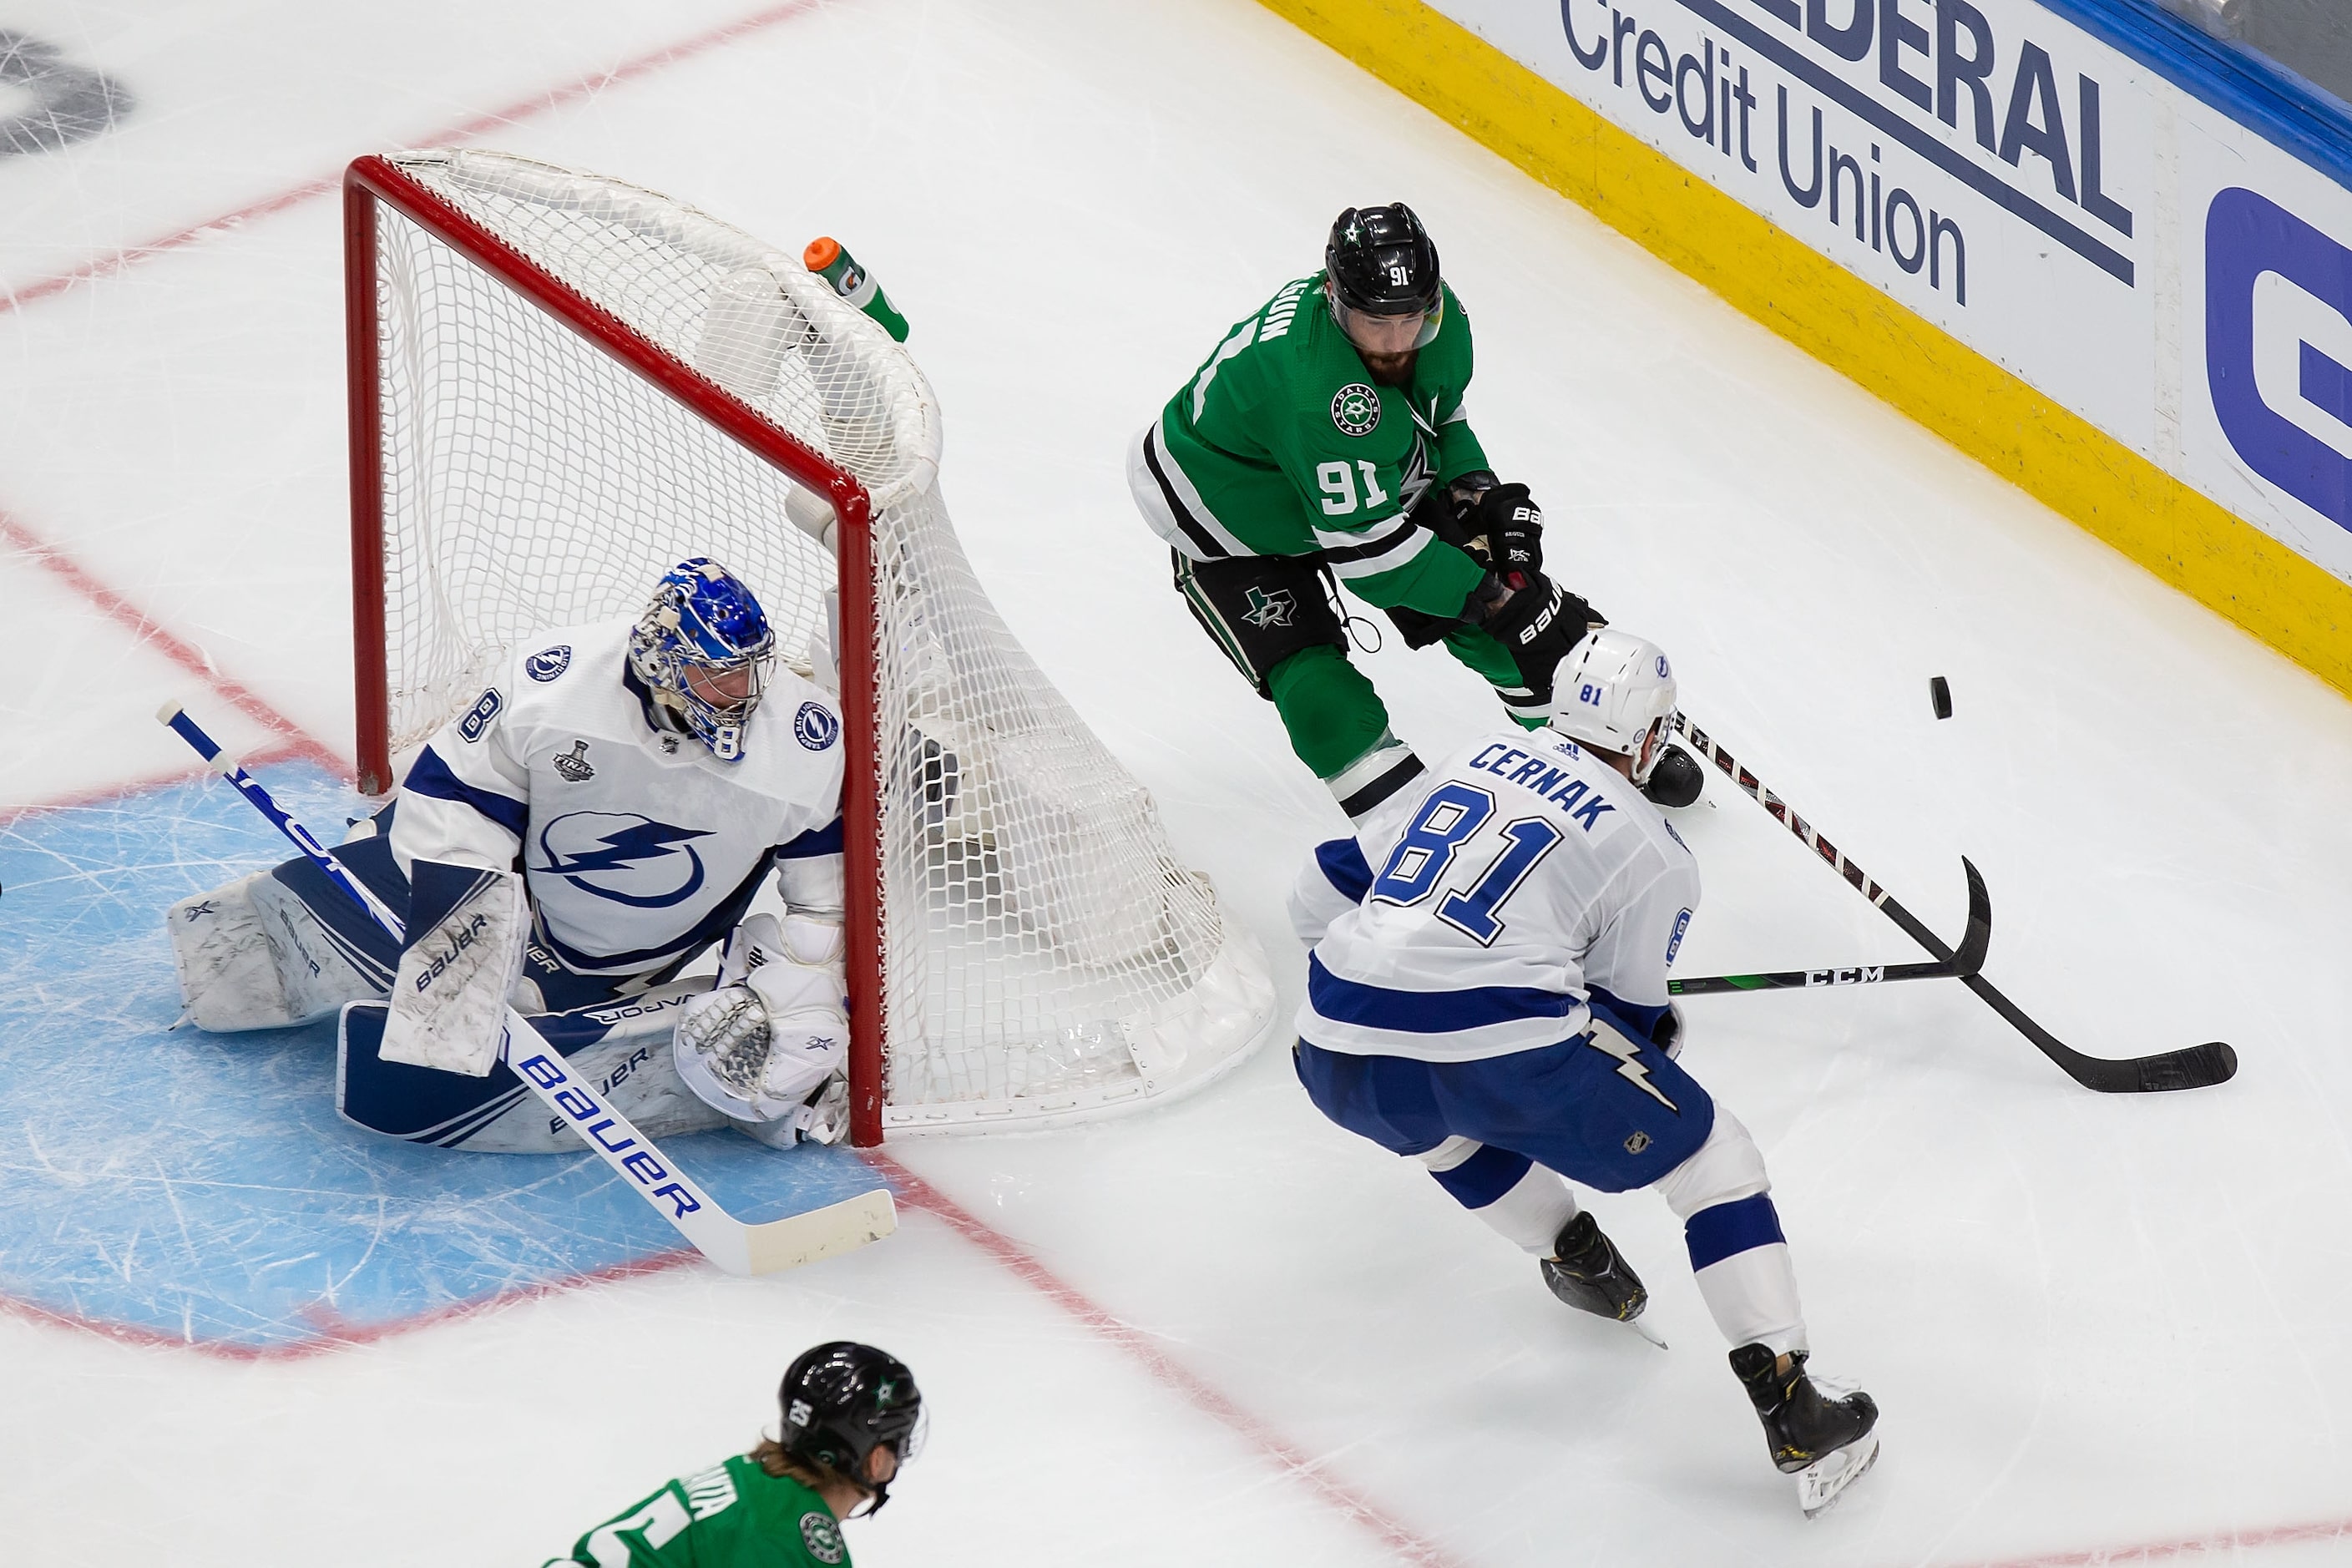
[
  {"x1": 1653, "y1": 1109, "x2": 1808, "y2": 1356},
  {"x1": 1420, "y1": 1137, "x2": 1580, "y2": 1254}
]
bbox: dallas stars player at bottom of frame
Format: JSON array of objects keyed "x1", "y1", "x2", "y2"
[
  {"x1": 549, "y1": 1343, "x2": 924, "y2": 1568},
  {"x1": 1127, "y1": 200, "x2": 1707, "y2": 829}
]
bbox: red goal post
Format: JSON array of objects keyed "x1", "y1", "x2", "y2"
[{"x1": 343, "y1": 152, "x2": 1272, "y2": 1146}]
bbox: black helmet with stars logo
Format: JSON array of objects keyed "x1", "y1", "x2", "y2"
[
  {"x1": 777, "y1": 1341, "x2": 925, "y2": 1514},
  {"x1": 1325, "y1": 203, "x2": 1441, "y2": 316}
]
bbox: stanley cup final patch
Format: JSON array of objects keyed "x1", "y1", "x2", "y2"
[{"x1": 1331, "y1": 382, "x2": 1380, "y2": 437}]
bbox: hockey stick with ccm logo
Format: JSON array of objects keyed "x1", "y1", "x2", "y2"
[
  {"x1": 1672, "y1": 713, "x2": 2238, "y2": 1095},
  {"x1": 1671, "y1": 857, "x2": 1991, "y2": 996},
  {"x1": 159, "y1": 704, "x2": 897, "y2": 1274}
]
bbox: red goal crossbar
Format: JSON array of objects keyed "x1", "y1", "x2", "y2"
[{"x1": 341, "y1": 154, "x2": 890, "y2": 1146}]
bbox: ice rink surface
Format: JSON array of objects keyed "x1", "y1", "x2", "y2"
[{"x1": 5, "y1": 0, "x2": 2352, "y2": 1562}]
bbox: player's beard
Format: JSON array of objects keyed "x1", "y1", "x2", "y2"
[{"x1": 1360, "y1": 347, "x2": 1417, "y2": 387}]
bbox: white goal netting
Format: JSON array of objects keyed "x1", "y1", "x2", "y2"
[{"x1": 359, "y1": 149, "x2": 1273, "y2": 1134}]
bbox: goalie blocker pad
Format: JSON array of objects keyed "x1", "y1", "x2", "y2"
[{"x1": 380, "y1": 859, "x2": 524, "y2": 1076}]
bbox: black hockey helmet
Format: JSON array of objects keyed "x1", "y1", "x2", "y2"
[
  {"x1": 777, "y1": 1341, "x2": 925, "y2": 1513},
  {"x1": 1325, "y1": 203, "x2": 1441, "y2": 316}
]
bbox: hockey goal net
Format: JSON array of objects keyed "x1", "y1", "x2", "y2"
[{"x1": 345, "y1": 149, "x2": 1273, "y2": 1144}]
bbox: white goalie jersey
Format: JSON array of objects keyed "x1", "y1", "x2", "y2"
[{"x1": 392, "y1": 617, "x2": 847, "y2": 978}]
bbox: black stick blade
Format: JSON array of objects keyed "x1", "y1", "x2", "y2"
[
  {"x1": 1950, "y1": 857, "x2": 1992, "y2": 977},
  {"x1": 2131, "y1": 1042, "x2": 2238, "y2": 1094}
]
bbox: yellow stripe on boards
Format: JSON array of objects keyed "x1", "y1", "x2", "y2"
[{"x1": 1257, "y1": 0, "x2": 2352, "y2": 697}]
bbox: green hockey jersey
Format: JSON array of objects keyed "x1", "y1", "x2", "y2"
[
  {"x1": 551, "y1": 1454, "x2": 852, "y2": 1568},
  {"x1": 1140, "y1": 271, "x2": 1491, "y2": 618}
]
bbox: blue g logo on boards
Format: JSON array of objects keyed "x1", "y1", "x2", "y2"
[{"x1": 2208, "y1": 187, "x2": 2352, "y2": 531}]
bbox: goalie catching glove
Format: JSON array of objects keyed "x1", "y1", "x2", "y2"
[
  {"x1": 672, "y1": 912, "x2": 852, "y2": 1143},
  {"x1": 379, "y1": 860, "x2": 526, "y2": 1077}
]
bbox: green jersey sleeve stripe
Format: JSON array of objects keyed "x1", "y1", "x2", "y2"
[
  {"x1": 1326, "y1": 525, "x2": 1434, "y2": 581},
  {"x1": 1312, "y1": 514, "x2": 1419, "y2": 555}
]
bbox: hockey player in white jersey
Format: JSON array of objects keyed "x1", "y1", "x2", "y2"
[
  {"x1": 1289, "y1": 628, "x2": 1879, "y2": 1514},
  {"x1": 168, "y1": 559, "x2": 858, "y2": 1151}
]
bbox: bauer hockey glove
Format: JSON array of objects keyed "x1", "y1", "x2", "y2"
[{"x1": 1457, "y1": 478, "x2": 1544, "y2": 587}]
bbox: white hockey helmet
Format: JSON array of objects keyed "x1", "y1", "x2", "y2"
[{"x1": 1545, "y1": 628, "x2": 1679, "y2": 785}]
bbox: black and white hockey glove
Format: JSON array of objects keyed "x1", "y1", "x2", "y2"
[
  {"x1": 1457, "y1": 478, "x2": 1544, "y2": 587},
  {"x1": 1471, "y1": 570, "x2": 1601, "y2": 707}
]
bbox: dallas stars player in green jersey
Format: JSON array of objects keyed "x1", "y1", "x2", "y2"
[
  {"x1": 1129, "y1": 203, "x2": 1702, "y2": 822},
  {"x1": 550, "y1": 1342, "x2": 922, "y2": 1568}
]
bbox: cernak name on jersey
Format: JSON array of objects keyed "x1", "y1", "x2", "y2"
[{"x1": 1464, "y1": 739, "x2": 1617, "y2": 832}]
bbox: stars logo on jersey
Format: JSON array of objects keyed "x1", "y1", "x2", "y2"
[
  {"x1": 525, "y1": 645, "x2": 572, "y2": 681},
  {"x1": 1331, "y1": 382, "x2": 1381, "y2": 437},
  {"x1": 532, "y1": 812, "x2": 715, "y2": 908},
  {"x1": 1242, "y1": 586, "x2": 1297, "y2": 629},
  {"x1": 799, "y1": 1512, "x2": 847, "y2": 1565},
  {"x1": 552, "y1": 740, "x2": 594, "y2": 781}
]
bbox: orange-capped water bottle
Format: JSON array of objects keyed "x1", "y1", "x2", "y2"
[{"x1": 803, "y1": 236, "x2": 910, "y2": 342}]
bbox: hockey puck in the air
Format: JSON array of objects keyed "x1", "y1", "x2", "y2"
[{"x1": 1929, "y1": 675, "x2": 1952, "y2": 720}]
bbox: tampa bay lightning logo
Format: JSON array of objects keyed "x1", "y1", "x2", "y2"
[
  {"x1": 795, "y1": 701, "x2": 839, "y2": 751},
  {"x1": 526, "y1": 645, "x2": 572, "y2": 682},
  {"x1": 532, "y1": 812, "x2": 715, "y2": 908}
]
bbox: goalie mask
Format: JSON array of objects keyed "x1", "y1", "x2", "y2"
[
  {"x1": 1545, "y1": 628, "x2": 1680, "y2": 787},
  {"x1": 627, "y1": 558, "x2": 775, "y2": 761}
]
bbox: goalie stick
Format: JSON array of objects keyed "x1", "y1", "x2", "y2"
[
  {"x1": 1672, "y1": 857, "x2": 1991, "y2": 996},
  {"x1": 1672, "y1": 714, "x2": 2238, "y2": 1094},
  {"x1": 158, "y1": 703, "x2": 896, "y2": 1274}
]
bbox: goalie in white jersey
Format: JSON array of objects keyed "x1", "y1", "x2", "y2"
[
  {"x1": 169, "y1": 559, "x2": 860, "y2": 1151},
  {"x1": 1290, "y1": 629, "x2": 1880, "y2": 1515}
]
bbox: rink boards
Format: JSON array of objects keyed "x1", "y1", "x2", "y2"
[{"x1": 0, "y1": 761, "x2": 889, "y2": 1356}]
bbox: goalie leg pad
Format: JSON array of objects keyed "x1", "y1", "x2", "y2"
[
  {"x1": 380, "y1": 860, "x2": 525, "y2": 1077},
  {"x1": 341, "y1": 981, "x2": 726, "y2": 1151},
  {"x1": 169, "y1": 866, "x2": 393, "y2": 1032},
  {"x1": 169, "y1": 873, "x2": 300, "y2": 1032}
]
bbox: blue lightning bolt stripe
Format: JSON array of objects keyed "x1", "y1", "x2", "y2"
[{"x1": 538, "y1": 819, "x2": 713, "y2": 876}]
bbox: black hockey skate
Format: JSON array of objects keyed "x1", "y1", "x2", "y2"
[
  {"x1": 1540, "y1": 1212, "x2": 1657, "y2": 1343},
  {"x1": 1639, "y1": 743, "x2": 1704, "y2": 808},
  {"x1": 1728, "y1": 1344, "x2": 1880, "y2": 1516}
]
